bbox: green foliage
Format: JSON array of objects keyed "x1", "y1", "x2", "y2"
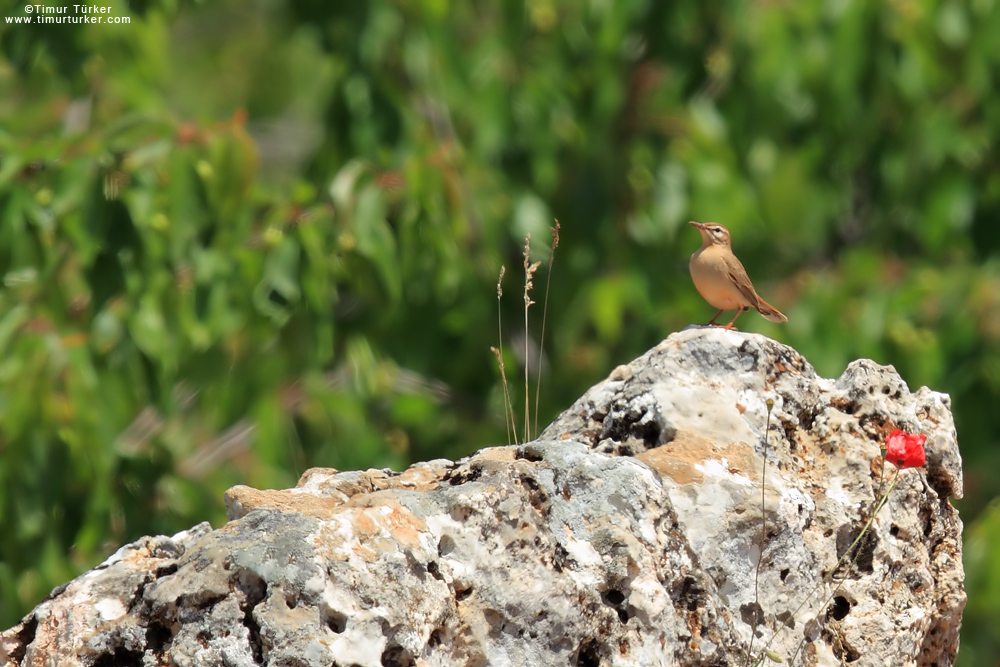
[
  {"x1": 1, "y1": 1, "x2": 999, "y2": 661},
  {"x1": 960, "y1": 499, "x2": 1000, "y2": 667}
]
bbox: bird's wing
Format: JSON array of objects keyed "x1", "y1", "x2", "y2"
[{"x1": 723, "y1": 255, "x2": 763, "y2": 307}]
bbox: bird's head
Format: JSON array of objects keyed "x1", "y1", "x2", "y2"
[{"x1": 689, "y1": 221, "x2": 732, "y2": 248}]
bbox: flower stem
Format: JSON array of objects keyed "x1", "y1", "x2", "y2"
[
  {"x1": 745, "y1": 398, "x2": 775, "y2": 667},
  {"x1": 758, "y1": 469, "x2": 901, "y2": 664}
]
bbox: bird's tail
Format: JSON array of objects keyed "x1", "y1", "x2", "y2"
[{"x1": 756, "y1": 298, "x2": 788, "y2": 323}]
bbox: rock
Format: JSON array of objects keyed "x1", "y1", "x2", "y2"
[{"x1": 0, "y1": 328, "x2": 965, "y2": 667}]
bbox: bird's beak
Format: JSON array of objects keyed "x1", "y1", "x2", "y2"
[{"x1": 689, "y1": 221, "x2": 704, "y2": 230}]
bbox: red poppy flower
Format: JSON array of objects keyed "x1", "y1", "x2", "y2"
[{"x1": 885, "y1": 429, "x2": 927, "y2": 469}]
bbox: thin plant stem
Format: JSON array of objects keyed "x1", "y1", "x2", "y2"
[
  {"x1": 745, "y1": 398, "x2": 775, "y2": 667},
  {"x1": 874, "y1": 440, "x2": 889, "y2": 506},
  {"x1": 533, "y1": 220, "x2": 560, "y2": 438},
  {"x1": 522, "y1": 235, "x2": 540, "y2": 442},
  {"x1": 784, "y1": 470, "x2": 900, "y2": 666},
  {"x1": 492, "y1": 347, "x2": 517, "y2": 445},
  {"x1": 494, "y1": 266, "x2": 517, "y2": 444},
  {"x1": 757, "y1": 469, "x2": 901, "y2": 665}
]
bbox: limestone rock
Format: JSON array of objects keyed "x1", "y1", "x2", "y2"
[{"x1": 0, "y1": 328, "x2": 965, "y2": 666}]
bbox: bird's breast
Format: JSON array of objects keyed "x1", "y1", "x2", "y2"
[{"x1": 689, "y1": 247, "x2": 748, "y2": 310}]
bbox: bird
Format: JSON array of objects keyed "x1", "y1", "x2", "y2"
[{"x1": 688, "y1": 221, "x2": 787, "y2": 330}]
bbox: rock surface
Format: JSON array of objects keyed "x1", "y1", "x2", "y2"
[{"x1": 0, "y1": 328, "x2": 965, "y2": 667}]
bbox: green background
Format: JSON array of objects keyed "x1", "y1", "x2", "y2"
[{"x1": 1, "y1": 0, "x2": 998, "y2": 662}]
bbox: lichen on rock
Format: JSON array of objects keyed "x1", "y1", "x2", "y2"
[{"x1": 0, "y1": 328, "x2": 965, "y2": 667}]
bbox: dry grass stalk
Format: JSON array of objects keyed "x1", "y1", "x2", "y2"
[
  {"x1": 522, "y1": 236, "x2": 541, "y2": 442},
  {"x1": 746, "y1": 398, "x2": 774, "y2": 667},
  {"x1": 533, "y1": 220, "x2": 560, "y2": 437},
  {"x1": 494, "y1": 266, "x2": 517, "y2": 444}
]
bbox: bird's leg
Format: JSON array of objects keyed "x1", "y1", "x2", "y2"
[
  {"x1": 705, "y1": 309, "x2": 725, "y2": 327},
  {"x1": 722, "y1": 307, "x2": 745, "y2": 330}
]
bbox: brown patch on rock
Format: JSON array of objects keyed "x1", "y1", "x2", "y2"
[
  {"x1": 636, "y1": 431, "x2": 758, "y2": 485},
  {"x1": 343, "y1": 492, "x2": 428, "y2": 550},
  {"x1": 296, "y1": 467, "x2": 339, "y2": 486},
  {"x1": 471, "y1": 446, "x2": 518, "y2": 463},
  {"x1": 224, "y1": 485, "x2": 344, "y2": 520},
  {"x1": 396, "y1": 465, "x2": 445, "y2": 491},
  {"x1": 229, "y1": 463, "x2": 451, "y2": 521}
]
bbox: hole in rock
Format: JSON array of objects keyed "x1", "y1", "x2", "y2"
[
  {"x1": 634, "y1": 419, "x2": 662, "y2": 449},
  {"x1": 673, "y1": 576, "x2": 703, "y2": 612},
  {"x1": 145, "y1": 621, "x2": 174, "y2": 653},
  {"x1": 381, "y1": 643, "x2": 416, "y2": 667},
  {"x1": 516, "y1": 448, "x2": 544, "y2": 462},
  {"x1": 518, "y1": 474, "x2": 550, "y2": 510},
  {"x1": 781, "y1": 420, "x2": 797, "y2": 446},
  {"x1": 322, "y1": 608, "x2": 348, "y2": 634},
  {"x1": 780, "y1": 569, "x2": 790, "y2": 582},
  {"x1": 776, "y1": 611, "x2": 794, "y2": 629},
  {"x1": 93, "y1": 648, "x2": 144, "y2": 667},
  {"x1": 890, "y1": 525, "x2": 899, "y2": 537},
  {"x1": 447, "y1": 464, "x2": 482, "y2": 486},
  {"x1": 828, "y1": 596, "x2": 851, "y2": 621},
  {"x1": 830, "y1": 397, "x2": 858, "y2": 415},
  {"x1": 7, "y1": 617, "x2": 37, "y2": 663},
  {"x1": 738, "y1": 339, "x2": 761, "y2": 370},
  {"x1": 598, "y1": 586, "x2": 632, "y2": 624},
  {"x1": 576, "y1": 639, "x2": 601, "y2": 667},
  {"x1": 427, "y1": 561, "x2": 443, "y2": 581},
  {"x1": 176, "y1": 588, "x2": 226, "y2": 612},
  {"x1": 836, "y1": 525, "x2": 876, "y2": 574},
  {"x1": 235, "y1": 571, "x2": 266, "y2": 664},
  {"x1": 454, "y1": 584, "x2": 473, "y2": 601},
  {"x1": 552, "y1": 544, "x2": 570, "y2": 573},
  {"x1": 600, "y1": 407, "x2": 666, "y2": 453},
  {"x1": 831, "y1": 635, "x2": 861, "y2": 663},
  {"x1": 155, "y1": 563, "x2": 179, "y2": 578},
  {"x1": 601, "y1": 589, "x2": 625, "y2": 606}
]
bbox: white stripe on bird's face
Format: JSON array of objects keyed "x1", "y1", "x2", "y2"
[{"x1": 690, "y1": 221, "x2": 732, "y2": 248}]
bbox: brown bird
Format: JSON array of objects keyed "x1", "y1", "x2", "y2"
[{"x1": 688, "y1": 221, "x2": 787, "y2": 330}]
